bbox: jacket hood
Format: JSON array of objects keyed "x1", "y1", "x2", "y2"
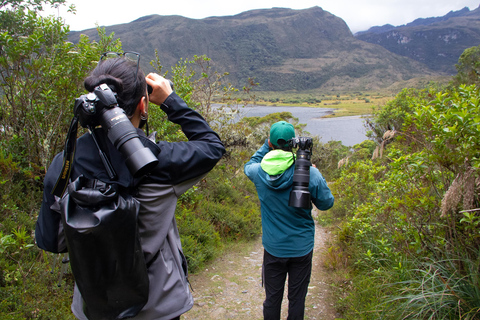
[
  {"x1": 261, "y1": 150, "x2": 294, "y2": 175},
  {"x1": 259, "y1": 150, "x2": 295, "y2": 190}
]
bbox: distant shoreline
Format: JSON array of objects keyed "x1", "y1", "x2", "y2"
[{"x1": 214, "y1": 104, "x2": 369, "y2": 147}]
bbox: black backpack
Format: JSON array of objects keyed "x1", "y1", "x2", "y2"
[
  {"x1": 59, "y1": 175, "x2": 149, "y2": 320},
  {"x1": 50, "y1": 119, "x2": 150, "y2": 320}
]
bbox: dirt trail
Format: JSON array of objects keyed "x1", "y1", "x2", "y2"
[{"x1": 183, "y1": 210, "x2": 337, "y2": 320}]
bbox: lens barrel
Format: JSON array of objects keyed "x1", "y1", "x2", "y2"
[
  {"x1": 289, "y1": 150, "x2": 312, "y2": 209},
  {"x1": 100, "y1": 108, "x2": 159, "y2": 177}
]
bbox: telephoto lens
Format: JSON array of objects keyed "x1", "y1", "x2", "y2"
[
  {"x1": 76, "y1": 84, "x2": 159, "y2": 178},
  {"x1": 288, "y1": 137, "x2": 313, "y2": 209},
  {"x1": 99, "y1": 107, "x2": 159, "y2": 177}
]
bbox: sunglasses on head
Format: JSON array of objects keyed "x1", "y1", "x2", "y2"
[{"x1": 99, "y1": 51, "x2": 152, "y2": 95}]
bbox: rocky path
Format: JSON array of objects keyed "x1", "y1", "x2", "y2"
[{"x1": 183, "y1": 210, "x2": 337, "y2": 320}]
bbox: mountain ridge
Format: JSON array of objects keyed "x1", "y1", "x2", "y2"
[
  {"x1": 355, "y1": 6, "x2": 475, "y2": 35},
  {"x1": 68, "y1": 6, "x2": 475, "y2": 91},
  {"x1": 356, "y1": 5, "x2": 480, "y2": 73}
]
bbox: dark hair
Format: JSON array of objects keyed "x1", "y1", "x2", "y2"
[
  {"x1": 84, "y1": 58, "x2": 147, "y2": 117},
  {"x1": 271, "y1": 141, "x2": 292, "y2": 152},
  {"x1": 273, "y1": 145, "x2": 292, "y2": 152}
]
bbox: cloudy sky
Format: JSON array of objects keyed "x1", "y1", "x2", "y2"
[{"x1": 46, "y1": 0, "x2": 479, "y2": 33}]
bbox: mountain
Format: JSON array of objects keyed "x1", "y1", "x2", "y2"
[
  {"x1": 69, "y1": 7, "x2": 440, "y2": 92},
  {"x1": 356, "y1": 6, "x2": 480, "y2": 74},
  {"x1": 356, "y1": 7, "x2": 472, "y2": 35}
]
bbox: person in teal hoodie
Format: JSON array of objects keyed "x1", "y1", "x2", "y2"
[{"x1": 244, "y1": 121, "x2": 334, "y2": 320}]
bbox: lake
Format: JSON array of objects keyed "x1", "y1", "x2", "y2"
[{"x1": 231, "y1": 105, "x2": 370, "y2": 147}]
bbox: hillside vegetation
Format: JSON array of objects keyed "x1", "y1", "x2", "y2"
[
  {"x1": 69, "y1": 7, "x2": 441, "y2": 92},
  {"x1": 356, "y1": 5, "x2": 480, "y2": 74}
]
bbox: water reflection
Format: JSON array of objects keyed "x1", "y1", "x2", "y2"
[{"x1": 228, "y1": 105, "x2": 369, "y2": 147}]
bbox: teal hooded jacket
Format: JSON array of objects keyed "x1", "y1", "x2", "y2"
[{"x1": 244, "y1": 139, "x2": 334, "y2": 258}]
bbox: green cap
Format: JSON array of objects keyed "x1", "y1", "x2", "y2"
[{"x1": 270, "y1": 121, "x2": 295, "y2": 147}]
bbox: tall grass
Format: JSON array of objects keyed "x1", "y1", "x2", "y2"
[{"x1": 382, "y1": 255, "x2": 480, "y2": 319}]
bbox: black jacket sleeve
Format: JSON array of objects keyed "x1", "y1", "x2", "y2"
[{"x1": 148, "y1": 92, "x2": 226, "y2": 184}]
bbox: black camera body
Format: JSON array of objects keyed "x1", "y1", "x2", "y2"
[
  {"x1": 288, "y1": 137, "x2": 313, "y2": 209},
  {"x1": 74, "y1": 84, "x2": 158, "y2": 178}
]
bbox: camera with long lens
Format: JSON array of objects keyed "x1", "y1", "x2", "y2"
[
  {"x1": 74, "y1": 83, "x2": 159, "y2": 178},
  {"x1": 288, "y1": 137, "x2": 313, "y2": 209}
]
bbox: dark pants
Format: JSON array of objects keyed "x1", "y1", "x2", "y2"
[{"x1": 262, "y1": 249, "x2": 313, "y2": 320}]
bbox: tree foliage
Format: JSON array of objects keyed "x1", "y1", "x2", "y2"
[
  {"x1": 0, "y1": 0, "x2": 66, "y2": 11},
  {"x1": 330, "y1": 82, "x2": 480, "y2": 318},
  {"x1": 0, "y1": 4, "x2": 133, "y2": 318},
  {"x1": 365, "y1": 87, "x2": 435, "y2": 143},
  {"x1": 454, "y1": 44, "x2": 480, "y2": 87},
  {"x1": 0, "y1": 7, "x2": 121, "y2": 168}
]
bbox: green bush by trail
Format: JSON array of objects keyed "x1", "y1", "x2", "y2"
[{"x1": 328, "y1": 82, "x2": 480, "y2": 319}]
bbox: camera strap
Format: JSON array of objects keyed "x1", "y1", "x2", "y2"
[
  {"x1": 52, "y1": 116, "x2": 79, "y2": 198},
  {"x1": 51, "y1": 117, "x2": 119, "y2": 198}
]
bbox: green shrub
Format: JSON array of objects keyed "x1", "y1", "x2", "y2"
[
  {"x1": 0, "y1": 227, "x2": 74, "y2": 319},
  {"x1": 196, "y1": 200, "x2": 260, "y2": 240},
  {"x1": 329, "y1": 83, "x2": 480, "y2": 318},
  {"x1": 176, "y1": 208, "x2": 221, "y2": 273}
]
